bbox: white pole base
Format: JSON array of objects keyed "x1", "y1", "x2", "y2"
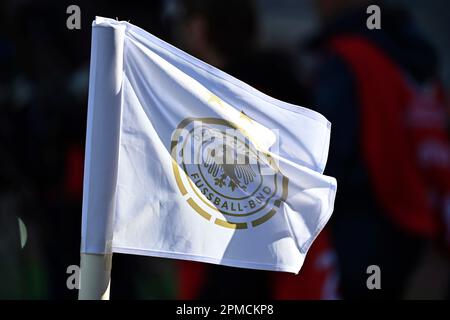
[{"x1": 78, "y1": 253, "x2": 112, "y2": 300}]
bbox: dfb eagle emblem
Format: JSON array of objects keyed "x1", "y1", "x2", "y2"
[{"x1": 203, "y1": 144, "x2": 257, "y2": 191}]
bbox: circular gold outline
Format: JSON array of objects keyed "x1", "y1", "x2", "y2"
[{"x1": 171, "y1": 117, "x2": 289, "y2": 228}]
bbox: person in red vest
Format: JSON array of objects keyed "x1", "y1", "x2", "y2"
[{"x1": 307, "y1": 0, "x2": 450, "y2": 298}]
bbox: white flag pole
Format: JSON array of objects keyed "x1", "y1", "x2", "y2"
[
  {"x1": 79, "y1": 18, "x2": 125, "y2": 300},
  {"x1": 78, "y1": 253, "x2": 112, "y2": 300}
]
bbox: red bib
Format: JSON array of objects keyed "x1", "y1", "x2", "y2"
[{"x1": 330, "y1": 36, "x2": 450, "y2": 239}]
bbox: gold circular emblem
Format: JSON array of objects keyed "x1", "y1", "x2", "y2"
[{"x1": 171, "y1": 118, "x2": 288, "y2": 229}]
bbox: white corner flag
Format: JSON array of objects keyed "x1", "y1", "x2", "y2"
[{"x1": 80, "y1": 16, "x2": 337, "y2": 290}]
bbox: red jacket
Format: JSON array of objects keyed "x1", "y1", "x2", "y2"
[{"x1": 330, "y1": 36, "x2": 450, "y2": 244}]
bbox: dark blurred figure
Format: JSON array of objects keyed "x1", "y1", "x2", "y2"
[
  {"x1": 174, "y1": 0, "x2": 303, "y2": 102},
  {"x1": 306, "y1": 0, "x2": 450, "y2": 298},
  {"x1": 172, "y1": 0, "x2": 340, "y2": 299}
]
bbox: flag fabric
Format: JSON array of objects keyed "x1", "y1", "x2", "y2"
[{"x1": 81, "y1": 17, "x2": 337, "y2": 273}]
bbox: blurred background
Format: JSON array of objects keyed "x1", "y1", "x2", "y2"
[{"x1": 0, "y1": 0, "x2": 449, "y2": 299}]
